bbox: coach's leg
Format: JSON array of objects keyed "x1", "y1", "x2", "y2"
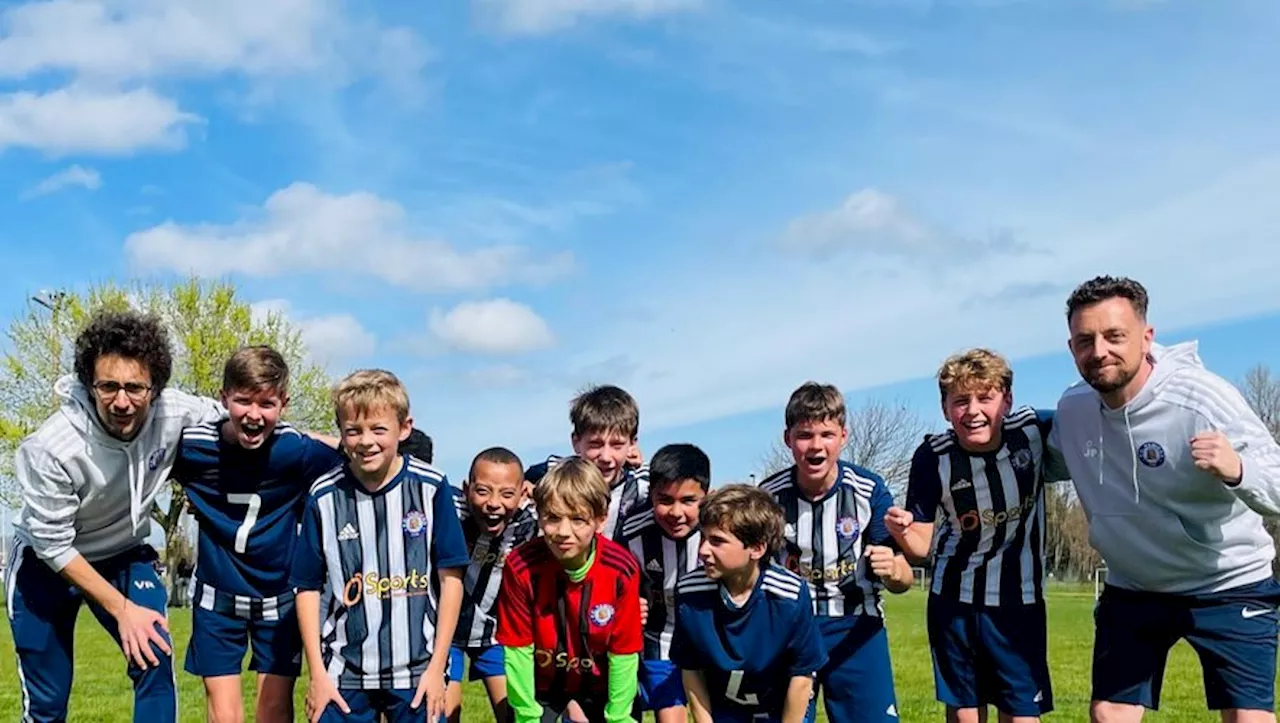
[
  {"x1": 1089, "y1": 587, "x2": 1181, "y2": 723},
  {"x1": 6, "y1": 544, "x2": 81, "y2": 722},
  {"x1": 85, "y1": 551, "x2": 177, "y2": 723},
  {"x1": 1182, "y1": 580, "x2": 1280, "y2": 723}
]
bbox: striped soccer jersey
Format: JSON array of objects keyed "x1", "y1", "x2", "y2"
[
  {"x1": 173, "y1": 420, "x2": 341, "y2": 619},
  {"x1": 290, "y1": 456, "x2": 471, "y2": 689},
  {"x1": 760, "y1": 460, "x2": 897, "y2": 618},
  {"x1": 907, "y1": 406, "x2": 1054, "y2": 606},
  {"x1": 454, "y1": 506, "x2": 539, "y2": 649},
  {"x1": 526, "y1": 454, "x2": 650, "y2": 540},
  {"x1": 615, "y1": 503, "x2": 702, "y2": 660}
]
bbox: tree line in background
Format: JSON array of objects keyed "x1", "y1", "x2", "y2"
[
  {"x1": 2, "y1": 277, "x2": 1278, "y2": 586},
  {"x1": 758, "y1": 365, "x2": 1280, "y2": 582}
]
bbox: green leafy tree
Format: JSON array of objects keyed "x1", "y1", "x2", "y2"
[{"x1": 0, "y1": 278, "x2": 336, "y2": 577}]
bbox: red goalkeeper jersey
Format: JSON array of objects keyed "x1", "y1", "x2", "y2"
[{"x1": 496, "y1": 535, "x2": 643, "y2": 701}]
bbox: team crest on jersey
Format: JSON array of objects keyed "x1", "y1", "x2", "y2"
[
  {"x1": 1011, "y1": 448, "x2": 1033, "y2": 470},
  {"x1": 146, "y1": 447, "x2": 167, "y2": 471},
  {"x1": 402, "y1": 510, "x2": 427, "y2": 537},
  {"x1": 589, "y1": 603, "x2": 615, "y2": 627},
  {"x1": 1138, "y1": 442, "x2": 1165, "y2": 468},
  {"x1": 836, "y1": 516, "x2": 860, "y2": 539}
]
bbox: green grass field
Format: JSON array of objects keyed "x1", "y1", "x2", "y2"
[{"x1": 0, "y1": 584, "x2": 1263, "y2": 721}]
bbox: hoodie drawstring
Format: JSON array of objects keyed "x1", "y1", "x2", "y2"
[
  {"x1": 1124, "y1": 405, "x2": 1139, "y2": 503},
  {"x1": 128, "y1": 448, "x2": 142, "y2": 534}
]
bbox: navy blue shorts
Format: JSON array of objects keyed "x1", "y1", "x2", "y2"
[
  {"x1": 1093, "y1": 578, "x2": 1280, "y2": 711},
  {"x1": 184, "y1": 603, "x2": 302, "y2": 678},
  {"x1": 808, "y1": 615, "x2": 898, "y2": 723},
  {"x1": 927, "y1": 595, "x2": 1052, "y2": 716},
  {"x1": 638, "y1": 659, "x2": 687, "y2": 711},
  {"x1": 446, "y1": 645, "x2": 505, "y2": 682},
  {"x1": 317, "y1": 689, "x2": 443, "y2": 722}
]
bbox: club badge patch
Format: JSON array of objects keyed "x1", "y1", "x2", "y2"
[
  {"x1": 147, "y1": 447, "x2": 167, "y2": 471},
  {"x1": 1138, "y1": 442, "x2": 1165, "y2": 468},
  {"x1": 402, "y1": 510, "x2": 427, "y2": 537},
  {"x1": 836, "y1": 516, "x2": 860, "y2": 540},
  {"x1": 590, "y1": 603, "x2": 615, "y2": 627},
  {"x1": 1011, "y1": 448, "x2": 1033, "y2": 470}
]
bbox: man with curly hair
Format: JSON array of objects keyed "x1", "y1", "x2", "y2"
[{"x1": 6, "y1": 309, "x2": 223, "y2": 723}]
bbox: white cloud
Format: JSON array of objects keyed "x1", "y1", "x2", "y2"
[
  {"x1": 429, "y1": 299, "x2": 554, "y2": 355},
  {"x1": 474, "y1": 0, "x2": 702, "y2": 35},
  {"x1": 250, "y1": 299, "x2": 375, "y2": 366},
  {"x1": 125, "y1": 182, "x2": 574, "y2": 292},
  {"x1": 0, "y1": 86, "x2": 197, "y2": 155},
  {"x1": 20, "y1": 164, "x2": 101, "y2": 199}
]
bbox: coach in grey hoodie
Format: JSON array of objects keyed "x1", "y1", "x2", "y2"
[
  {"x1": 1046, "y1": 276, "x2": 1280, "y2": 721},
  {"x1": 6, "y1": 310, "x2": 221, "y2": 723}
]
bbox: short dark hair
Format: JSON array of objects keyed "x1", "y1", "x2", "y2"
[
  {"x1": 785, "y1": 381, "x2": 846, "y2": 429},
  {"x1": 400, "y1": 429, "x2": 433, "y2": 464},
  {"x1": 469, "y1": 446, "x2": 523, "y2": 479},
  {"x1": 648, "y1": 443, "x2": 711, "y2": 493},
  {"x1": 570, "y1": 385, "x2": 639, "y2": 439},
  {"x1": 223, "y1": 345, "x2": 289, "y2": 394},
  {"x1": 1066, "y1": 276, "x2": 1149, "y2": 322},
  {"x1": 74, "y1": 310, "x2": 174, "y2": 393}
]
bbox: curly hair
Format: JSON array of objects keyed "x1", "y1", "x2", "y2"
[
  {"x1": 74, "y1": 310, "x2": 174, "y2": 393},
  {"x1": 1066, "y1": 275, "x2": 1149, "y2": 322}
]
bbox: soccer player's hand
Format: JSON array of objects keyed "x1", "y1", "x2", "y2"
[
  {"x1": 115, "y1": 599, "x2": 171, "y2": 669},
  {"x1": 865, "y1": 545, "x2": 897, "y2": 581},
  {"x1": 1191, "y1": 431, "x2": 1243, "y2": 484},
  {"x1": 640, "y1": 596, "x2": 650, "y2": 626},
  {"x1": 884, "y1": 507, "x2": 914, "y2": 541},
  {"x1": 306, "y1": 673, "x2": 349, "y2": 723},
  {"x1": 411, "y1": 667, "x2": 446, "y2": 720}
]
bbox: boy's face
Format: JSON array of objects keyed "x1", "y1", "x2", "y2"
[
  {"x1": 220, "y1": 386, "x2": 287, "y2": 450},
  {"x1": 539, "y1": 503, "x2": 604, "y2": 565},
  {"x1": 338, "y1": 404, "x2": 411, "y2": 480},
  {"x1": 784, "y1": 416, "x2": 847, "y2": 487},
  {"x1": 944, "y1": 385, "x2": 1012, "y2": 453},
  {"x1": 652, "y1": 479, "x2": 706, "y2": 540},
  {"x1": 698, "y1": 524, "x2": 764, "y2": 581},
  {"x1": 466, "y1": 460, "x2": 526, "y2": 534},
  {"x1": 571, "y1": 429, "x2": 634, "y2": 486}
]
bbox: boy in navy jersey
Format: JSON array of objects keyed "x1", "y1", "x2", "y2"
[
  {"x1": 173, "y1": 346, "x2": 341, "y2": 723},
  {"x1": 617, "y1": 443, "x2": 710, "y2": 723},
  {"x1": 673, "y1": 484, "x2": 826, "y2": 723},
  {"x1": 291, "y1": 369, "x2": 469, "y2": 723},
  {"x1": 445, "y1": 447, "x2": 538, "y2": 723},
  {"x1": 524, "y1": 385, "x2": 649, "y2": 540},
  {"x1": 496, "y1": 457, "x2": 643, "y2": 723},
  {"x1": 886, "y1": 349, "x2": 1057, "y2": 723},
  {"x1": 759, "y1": 382, "x2": 915, "y2": 723}
]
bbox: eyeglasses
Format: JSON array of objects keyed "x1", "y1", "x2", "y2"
[{"x1": 92, "y1": 381, "x2": 153, "y2": 402}]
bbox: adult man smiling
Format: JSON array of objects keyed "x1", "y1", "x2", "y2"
[{"x1": 6, "y1": 310, "x2": 221, "y2": 723}]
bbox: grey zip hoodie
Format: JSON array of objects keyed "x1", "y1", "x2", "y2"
[
  {"x1": 12, "y1": 375, "x2": 221, "y2": 571},
  {"x1": 1047, "y1": 341, "x2": 1280, "y2": 595}
]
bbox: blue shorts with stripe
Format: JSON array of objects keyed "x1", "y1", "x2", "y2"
[
  {"x1": 926, "y1": 594, "x2": 1052, "y2": 716},
  {"x1": 185, "y1": 602, "x2": 302, "y2": 678}
]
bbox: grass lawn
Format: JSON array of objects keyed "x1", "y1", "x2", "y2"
[{"x1": 0, "y1": 583, "x2": 1265, "y2": 721}]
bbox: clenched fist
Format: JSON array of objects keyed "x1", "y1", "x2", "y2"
[
  {"x1": 1191, "y1": 431, "x2": 1243, "y2": 484},
  {"x1": 865, "y1": 545, "x2": 897, "y2": 581},
  {"x1": 884, "y1": 507, "x2": 914, "y2": 540}
]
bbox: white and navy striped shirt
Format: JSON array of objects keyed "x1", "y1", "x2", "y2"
[
  {"x1": 760, "y1": 461, "x2": 896, "y2": 618},
  {"x1": 907, "y1": 406, "x2": 1051, "y2": 606},
  {"x1": 616, "y1": 504, "x2": 702, "y2": 661},
  {"x1": 454, "y1": 505, "x2": 538, "y2": 649},
  {"x1": 526, "y1": 454, "x2": 649, "y2": 540},
  {"x1": 290, "y1": 456, "x2": 470, "y2": 690}
]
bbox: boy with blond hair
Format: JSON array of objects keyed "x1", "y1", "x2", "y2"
[
  {"x1": 174, "y1": 346, "x2": 342, "y2": 723},
  {"x1": 290, "y1": 369, "x2": 469, "y2": 723},
  {"x1": 885, "y1": 348, "x2": 1059, "y2": 723},
  {"x1": 496, "y1": 457, "x2": 644, "y2": 723},
  {"x1": 524, "y1": 385, "x2": 649, "y2": 539},
  {"x1": 674, "y1": 484, "x2": 826, "y2": 723},
  {"x1": 759, "y1": 382, "x2": 914, "y2": 723}
]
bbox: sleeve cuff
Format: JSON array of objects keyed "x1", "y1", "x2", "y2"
[{"x1": 44, "y1": 546, "x2": 79, "y2": 572}]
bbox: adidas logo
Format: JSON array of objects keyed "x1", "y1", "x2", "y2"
[
  {"x1": 1033, "y1": 691, "x2": 1043, "y2": 703},
  {"x1": 784, "y1": 523, "x2": 796, "y2": 538},
  {"x1": 646, "y1": 559, "x2": 663, "y2": 573},
  {"x1": 886, "y1": 704, "x2": 898, "y2": 717},
  {"x1": 951, "y1": 478, "x2": 972, "y2": 490},
  {"x1": 337, "y1": 523, "x2": 359, "y2": 541}
]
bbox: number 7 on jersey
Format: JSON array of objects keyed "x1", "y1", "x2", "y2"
[{"x1": 227, "y1": 493, "x2": 262, "y2": 554}]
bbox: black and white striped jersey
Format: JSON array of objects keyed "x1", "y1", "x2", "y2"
[{"x1": 615, "y1": 503, "x2": 702, "y2": 660}]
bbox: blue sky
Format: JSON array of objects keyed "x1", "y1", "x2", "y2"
[{"x1": 1, "y1": 0, "x2": 1279, "y2": 489}]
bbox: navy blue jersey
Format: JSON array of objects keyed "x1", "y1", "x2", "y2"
[
  {"x1": 290, "y1": 456, "x2": 470, "y2": 690},
  {"x1": 172, "y1": 420, "x2": 340, "y2": 616},
  {"x1": 672, "y1": 565, "x2": 827, "y2": 719},
  {"x1": 760, "y1": 460, "x2": 897, "y2": 618},
  {"x1": 907, "y1": 406, "x2": 1053, "y2": 606},
  {"x1": 616, "y1": 503, "x2": 702, "y2": 661},
  {"x1": 526, "y1": 454, "x2": 649, "y2": 539},
  {"x1": 454, "y1": 505, "x2": 539, "y2": 649}
]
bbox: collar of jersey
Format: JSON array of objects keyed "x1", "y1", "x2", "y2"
[{"x1": 345, "y1": 456, "x2": 409, "y2": 497}]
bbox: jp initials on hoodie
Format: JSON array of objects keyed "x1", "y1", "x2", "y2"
[{"x1": 1048, "y1": 341, "x2": 1280, "y2": 595}]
